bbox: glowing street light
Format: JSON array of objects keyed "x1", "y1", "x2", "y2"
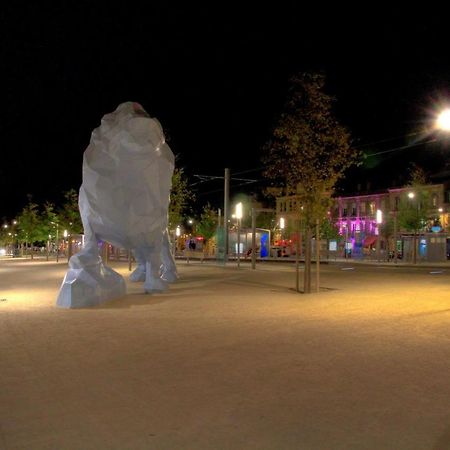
[
  {"x1": 63, "y1": 230, "x2": 70, "y2": 261},
  {"x1": 376, "y1": 209, "x2": 383, "y2": 262},
  {"x1": 235, "y1": 202, "x2": 243, "y2": 220},
  {"x1": 436, "y1": 108, "x2": 450, "y2": 132},
  {"x1": 280, "y1": 217, "x2": 285, "y2": 229},
  {"x1": 50, "y1": 221, "x2": 60, "y2": 262},
  {"x1": 406, "y1": 192, "x2": 420, "y2": 264},
  {"x1": 376, "y1": 209, "x2": 383, "y2": 224},
  {"x1": 235, "y1": 202, "x2": 243, "y2": 268}
]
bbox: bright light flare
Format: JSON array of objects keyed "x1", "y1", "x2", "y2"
[
  {"x1": 376, "y1": 209, "x2": 383, "y2": 224},
  {"x1": 235, "y1": 202, "x2": 243, "y2": 220},
  {"x1": 436, "y1": 109, "x2": 450, "y2": 131}
]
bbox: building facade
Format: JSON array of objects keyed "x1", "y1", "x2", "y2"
[{"x1": 276, "y1": 184, "x2": 450, "y2": 261}]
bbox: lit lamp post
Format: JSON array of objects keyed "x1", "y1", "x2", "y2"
[
  {"x1": 436, "y1": 108, "x2": 450, "y2": 132},
  {"x1": 63, "y1": 229, "x2": 69, "y2": 261},
  {"x1": 175, "y1": 225, "x2": 181, "y2": 257},
  {"x1": 408, "y1": 192, "x2": 418, "y2": 264},
  {"x1": 2, "y1": 224, "x2": 8, "y2": 255},
  {"x1": 47, "y1": 234, "x2": 51, "y2": 261},
  {"x1": 392, "y1": 209, "x2": 398, "y2": 264},
  {"x1": 279, "y1": 217, "x2": 286, "y2": 258},
  {"x1": 235, "y1": 202, "x2": 243, "y2": 268},
  {"x1": 376, "y1": 209, "x2": 383, "y2": 262},
  {"x1": 12, "y1": 220, "x2": 17, "y2": 256},
  {"x1": 51, "y1": 221, "x2": 59, "y2": 262}
]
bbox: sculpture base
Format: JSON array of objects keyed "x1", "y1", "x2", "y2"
[{"x1": 56, "y1": 264, "x2": 126, "y2": 308}]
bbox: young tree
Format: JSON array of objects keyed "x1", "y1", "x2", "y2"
[
  {"x1": 40, "y1": 202, "x2": 59, "y2": 260},
  {"x1": 59, "y1": 189, "x2": 83, "y2": 234},
  {"x1": 196, "y1": 204, "x2": 218, "y2": 255},
  {"x1": 263, "y1": 72, "x2": 358, "y2": 292},
  {"x1": 397, "y1": 165, "x2": 430, "y2": 264},
  {"x1": 319, "y1": 217, "x2": 340, "y2": 260},
  {"x1": 169, "y1": 168, "x2": 194, "y2": 229},
  {"x1": 16, "y1": 199, "x2": 42, "y2": 259}
]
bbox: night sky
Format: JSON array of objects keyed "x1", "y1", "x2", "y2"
[{"x1": 1, "y1": 5, "x2": 449, "y2": 217}]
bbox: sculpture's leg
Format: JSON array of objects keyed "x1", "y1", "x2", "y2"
[
  {"x1": 160, "y1": 229, "x2": 178, "y2": 282},
  {"x1": 56, "y1": 238, "x2": 126, "y2": 308},
  {"x1": 144, "y1": 247, "x2": 168, "y2": 293},
  {"x1": 129, "y1": 247, "x2": 147, "y2": 282}
]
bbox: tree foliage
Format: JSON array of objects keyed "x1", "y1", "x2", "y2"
[
  {"x1": 397, "y1": 165, "x2": 430, "y2": 233},
  {"x1": 263, "y1": 72, "x2": 357, "y2": 227},
  {"x1": 59, "y1": 189, "x2": 83, "y2": 234},
  {"x1": 195, "y1": 203, "x2": 218, "y2": 243},
  {"x1": 40, "y1": 202, "x2": 59, "y2": 242},
  {"x1": 169, "y1": 168, "x2": 194, "y2": 228},
  {"x1": 16, "y1": 199, "x2": 41, "y2": 246},
  {"x1": 263, "y1": 72, "x2": 358, "y2": 292},
  {"x1": 319, "y1": 218, "x2": 340, "y2": 240}
]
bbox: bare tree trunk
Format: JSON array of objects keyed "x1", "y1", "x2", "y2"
[
  {"x1": 303, "y1": 227, "x2": 312, "y2": 293},
  {"x1": 316, "y1": 220, "x2": 320, "y2": 292},
  {"x1": 413, "y1": 232, "x2": 417, "y2": 264}
]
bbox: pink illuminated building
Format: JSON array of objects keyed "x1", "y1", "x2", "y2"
[{"x1": 276, "y1": 183, "x2": 449, "y2": 260}]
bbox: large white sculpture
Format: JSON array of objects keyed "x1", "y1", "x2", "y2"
[{"x1": 57, "y1": 102, "x2": 177, "y2": 308}]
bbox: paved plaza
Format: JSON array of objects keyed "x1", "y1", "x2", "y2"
[{"x1": 1, "y1": 258, "x2": 450, "y2": 449}]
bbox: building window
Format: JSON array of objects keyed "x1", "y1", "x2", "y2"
[
  {"x1": 351, "y1": 203, "x2": 356, "y2": 216},
  {"x1": 360, "y1": 202, "x2": 366, "y2": 215},
  {"x1": 432, "y1": 194, "x2": 437, "y2": 207},
  {"x1": 395, "y1": 196, "x2": 400, "y2": 210},
  {"x1": 343, "y1": 208, "x2": 347, "y2": 217}
]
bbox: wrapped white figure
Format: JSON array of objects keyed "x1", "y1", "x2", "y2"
[{"x1": 57, "y1": 102, "x2": 178, "y2": 308}]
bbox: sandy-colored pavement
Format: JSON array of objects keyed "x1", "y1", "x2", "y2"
[{"x1": 1, "y1": 258, "x2": 450, "y2": 449}]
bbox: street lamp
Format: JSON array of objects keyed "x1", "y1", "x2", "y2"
[
  {"x1": 51, "y1": 221, "x2": 59, "y2": 262},
  {"x1": 174, "y1": 225, "x2": 181, "y2": 256},
  {"x1": 436, "y1": 108, "x2": 450, "y2": 132},
  {"x1": 279, "y1": 217, "x2": 285, "y2": 257},
  {"x1": 63, "y1": 229, "x2": 70, "y2": 261},
  {"x1": 407, "y1": 191, "x2": 420, "y2": 264},
  {"x1": 376, "y1": 209, "x2": 383, "y2": 261},
  {"x1": 235, "y1": 202, "x2": 243, "y2": 268}
]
